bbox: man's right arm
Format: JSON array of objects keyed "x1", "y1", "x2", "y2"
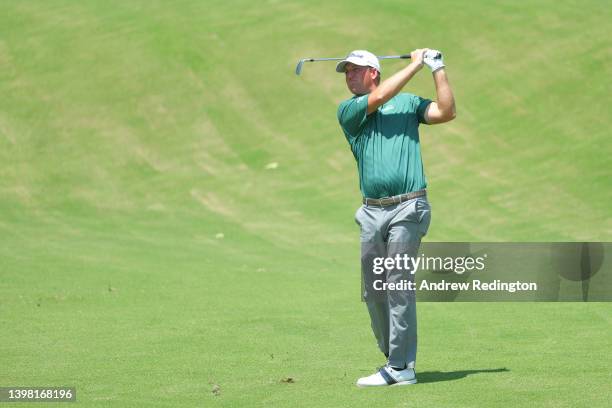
[{"x1": 367, "y1": 48, "x2": 428, "y2": 114}]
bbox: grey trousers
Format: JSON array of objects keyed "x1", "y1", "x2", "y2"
[{"x1": 355, "y1": 196, "x2": 431, "y2": 369}]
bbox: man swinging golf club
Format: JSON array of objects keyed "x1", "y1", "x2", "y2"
[{"x1": 336, "y1": 48, "x2": 456, "y2": 387}]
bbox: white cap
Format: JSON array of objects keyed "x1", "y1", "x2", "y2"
[{"x1": 336, "y1": 50, "x2": 380, "y2": 73}]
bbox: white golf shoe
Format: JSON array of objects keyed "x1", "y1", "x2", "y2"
[{"x1": 356, "y1": 365, "x2": 417, "y2": 387}]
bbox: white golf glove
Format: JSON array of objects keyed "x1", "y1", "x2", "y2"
[{"x1": 423, "y1": 49, "x2": 445, "y2": 72}]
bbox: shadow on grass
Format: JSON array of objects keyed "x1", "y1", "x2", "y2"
[{"x1": 417, "y1": 368, "x2": 509, "y2": 384}]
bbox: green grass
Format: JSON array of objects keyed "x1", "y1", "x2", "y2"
[{"x1": 1, "y1": 0, "x2": 611, "y2": 406}]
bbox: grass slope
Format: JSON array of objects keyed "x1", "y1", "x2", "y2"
[{"x1": 1, "y1": 1, "x2": 611, "y2": 407}]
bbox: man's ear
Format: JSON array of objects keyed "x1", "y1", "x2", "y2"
[{"x1": 371, "y1": 69, "x2": 380, "y2": 84}]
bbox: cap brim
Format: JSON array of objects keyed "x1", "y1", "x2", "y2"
[
  {"x1": 336, "y1": 57, "x2": 371, "y2": 73},
  {"x1": 335, "y1": 60, "x2": 349, "y2": 73}
]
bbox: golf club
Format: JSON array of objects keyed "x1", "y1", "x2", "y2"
[{"x1": 295, "y1": 52, "x2": 441, "y2": 75}]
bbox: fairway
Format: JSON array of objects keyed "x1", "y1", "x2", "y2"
[{"x1": 1, "y1": 1, "x2": 611, "y2": 407}]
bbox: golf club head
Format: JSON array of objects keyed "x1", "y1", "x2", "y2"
[{"x1": 295, "y1": 59, "x2": 306, "y2": 75}]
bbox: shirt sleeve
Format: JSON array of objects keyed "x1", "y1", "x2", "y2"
[
  {"x1": 337, "y1": 95, "x2": 368, "y2": 137},
  {"x1": 416, "y1": 96, "x2": 433, "y2": 124}
]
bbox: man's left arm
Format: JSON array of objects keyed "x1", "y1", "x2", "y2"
[{"x1": 424, "y1": 68, "x2": 456, "y2": 125}]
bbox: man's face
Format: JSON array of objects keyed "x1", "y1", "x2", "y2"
[{"x1": 344, "y1": 63, "x2": 377, "y2": 95}]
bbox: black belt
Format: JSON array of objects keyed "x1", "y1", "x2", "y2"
[{"x1": 363, "y1": 190, "x2": 426, "y2": 207}]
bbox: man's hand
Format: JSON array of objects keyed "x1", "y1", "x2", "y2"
[
  {"x1": 410, "y1": 48, "x2": 428, "y2": 68},
  {"x1": 423, "y1": 50, "x2": 445, "y2": 73}
]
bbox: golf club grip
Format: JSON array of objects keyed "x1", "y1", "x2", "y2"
[{"x1": 400, "y1": 54, "x2": 411, "y2": 59}]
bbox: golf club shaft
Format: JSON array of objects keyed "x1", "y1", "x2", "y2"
[
  {"x1": 296, "y1": 54, "x2": 411, "y2": 75},
  {"x1": 304, "y1": 54, "x2": 411, "y2": 62},
  {"x1": 379, "y1": 54, "x2": 411, "y2": 59}
]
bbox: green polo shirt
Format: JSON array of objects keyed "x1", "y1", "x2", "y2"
[{"x1": 337, "y1": 93, "x2": 432, "y2": 199}]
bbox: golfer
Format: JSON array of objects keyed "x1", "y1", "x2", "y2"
[{"x1": 336, "y1": 48, "x2": 456, "y2": 386}]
